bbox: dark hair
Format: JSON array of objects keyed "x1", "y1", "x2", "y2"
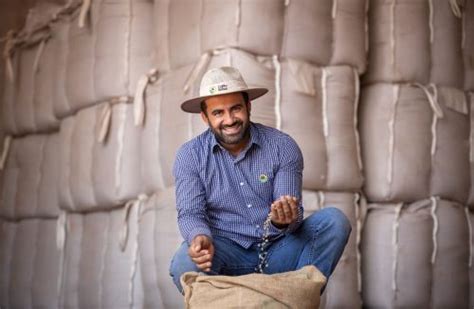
[{"x1": 200, "y1": 92, "x2": 249, "y2": 115}]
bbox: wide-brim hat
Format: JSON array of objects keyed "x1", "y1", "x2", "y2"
[{"x1": 181, "y1": 66, "x2": 268, "y2": 113}]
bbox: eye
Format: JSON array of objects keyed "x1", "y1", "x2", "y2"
[{"x1": 212, "y1": 110, "x2": 223, "y2": 117}]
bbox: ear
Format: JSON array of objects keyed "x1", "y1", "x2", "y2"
[
  {"x1": 201, "y1": 111, "x2": 209, "y2": 125},
  {"x1": 247, "y1": 101, "x2": 251, "y2": 113}
]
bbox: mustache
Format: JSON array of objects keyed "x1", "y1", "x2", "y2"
[{"x1": 221, "y1": 121, "x2": 243, "y2": 130}]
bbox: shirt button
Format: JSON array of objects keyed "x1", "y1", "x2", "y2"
[
  {"x1": 256, "y1": 225, "x2": 260, "y2": 228},
  {"x1": 240, "y1": 182, "x2": 244, "y2": 186},
  {"x1": 247, "y1": 204, "x2": 252, "y2": 208}
]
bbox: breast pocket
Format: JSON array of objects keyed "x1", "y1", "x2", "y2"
[{"x1": 251, "y1": 170, "x2": 275, "y2": 203}]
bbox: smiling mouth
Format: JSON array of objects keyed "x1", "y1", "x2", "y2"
[{"x1": 222, "y1": 123, "x2": 242, "y2": 135}]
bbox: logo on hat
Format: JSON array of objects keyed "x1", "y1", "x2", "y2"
[
  {"x1": 218, "y1": 84, "x2": 228, "y2": 91},
  {"x1": 209, "y1": 86, "x2": 217, "y2": 94}
]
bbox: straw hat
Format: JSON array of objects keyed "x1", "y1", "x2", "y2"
[{"x1": 181, "y1": 66, "x2": 268, "y2": 113}]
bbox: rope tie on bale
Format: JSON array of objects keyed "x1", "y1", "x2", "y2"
[
  {"x1": 465, "y1": 206, "x2": 473, "y2": 268},
  {"x1": 354, "y1": 193, "x2": 362, "y2": 293},
  {"x1": 391, "y1": 203, "x2": 403, "y2": 293},
  {"x1": 332, "y1": 0, "x2": 338, "y2": 19},
  {"x1": 353, "y1": 68, "x2": 363, "y2": 171},
  {"x1": 134, "y1": 69, "x2": 159, "y2": 126},
  {"x1": 387, "y1": 85, "x2": 399, "y2": 185},
  {"x1": 32, "y1": 38, "x2": 47, "y2": 74},
  {"x1": 119, "y1": 194, "x2": 148, "y2": 252},
  {"x1": 322, "y1": 68, "x2": 329, "y2": 138},
  {"x1": 449, "y1": 0, "x2": 464, "y2": 18},
  {"x1": 56, "y1": 211, "x2": 68, "y2": 308},
  {"x1": 430, "y1": 197, "x2": 439, "y2": 264},
  {"x1": 429, "y1": 0, "x2": 434, "y2": 43},
  {"x1": 78, "y1": 0, "x2": 92, "y2": 28},
  {"x1": 272, "y1": 55, "x2": 282, "y2": 130},
  {"x1": 184, "y1": 51, "x2": 212, "y2": 94},
  {"x1": 119, "y1": 194, "x2": 147, "y2": 309},
  {"x1": 97, "y1": 96, "x2": 133, "y2": 143},
  {"x1": 0, "y1": 136, "x2": 12, "y2": 170},
  {"x1": 413, "y1": 83, "x2": 443, "y2": 156},
  {"x1": 235, "y1": 0, "x2": 242, "y2": 27},
  {"x1": 318, "y1": 191, "x2": 325, "y2": 211},
  {"x1": 3, "y1": 30, "x2": 17, "y2": 82}
]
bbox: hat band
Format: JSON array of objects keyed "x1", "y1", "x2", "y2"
[{"x1": 200, "y1": 80, "x2": 248, "y2": 97}]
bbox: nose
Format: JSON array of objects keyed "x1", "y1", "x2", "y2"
[{"x1": 222, "y1": 111, "x2": 235, "y2": 126}]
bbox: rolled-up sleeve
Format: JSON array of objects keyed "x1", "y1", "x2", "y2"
[
  {"x1": 173, "y1": 144, "x2": 212, "y2": 244},
  {"x1": 272, "y1": 136, "x2": 304, "y2": 234}
]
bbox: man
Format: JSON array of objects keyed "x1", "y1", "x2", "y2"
[{"x1": 170, "y1": 66, "x2": 351, "y2": 293}]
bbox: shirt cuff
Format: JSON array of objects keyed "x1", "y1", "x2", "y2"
[{"x1": 187, "y1": 227, "x2": 213, "y2": 245}]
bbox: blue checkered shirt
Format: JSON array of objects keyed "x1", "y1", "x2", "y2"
[{"x1": 173, "y1": 122, "x2": 304, "y2": 249}]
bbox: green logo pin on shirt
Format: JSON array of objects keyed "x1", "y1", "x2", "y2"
[{"x1": 259, "y1": 174, "x2": 268, "y2": 183}]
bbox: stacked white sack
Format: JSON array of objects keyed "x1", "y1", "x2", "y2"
[
  {"x1": 0, "y1": 218, "x2": 61, "y2": 309},
  {"x1": 2, "y1": 24, "x2": 60, "y2": 136},
  {"x1": 58, "y1": 100, "x2": 145, "y2": 212},
  {"x1": 302, "y1": 190, "x2": 363, "y2": 309},
  {"x1": 52, "y1": 0, "x2": 154, "y2": 118},
  {"x1": 138, "y1": 48, "x2": 363, "y2": 192},
  {"x1": 57, "y1": 201, "x2": 146, "y2": 308},
  {"x1": 468, "y1": 93, "x2": 474, "y2": 208},
  {"x1": 463, "y1": 0, "x2": 474, "y2": 91},
  {"x1": 360, "y1": 84, "x2": 469, "y2": 204},
  {"x1": 361, "y1": 199, "x2": 470, "y2": 308},
  {"x1": 0, "y1": 133, "x2": 60, "y2": 219},
  {"x1": 153, "y1": 0, "x2": 367, "y2": 73},
  {"x1": 138, "y1": 188, "x2": 363, "y2": 309},
  {"x1": 364, "y1": 0, "x2": 464, "y2": 88}
]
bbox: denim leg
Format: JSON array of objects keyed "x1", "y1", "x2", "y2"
[
  {"x1": 169, "y1": 236, "x2": 259, "y2": 293},
  {"x1": 264, "y1": 207, "x2": 351, "y2": 280}
]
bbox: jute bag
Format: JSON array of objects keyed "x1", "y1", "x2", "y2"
[{"x1": 181, "y1": 265, "x2": 326, "y2": 309}]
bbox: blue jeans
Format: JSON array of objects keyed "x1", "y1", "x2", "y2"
[{"x1": 169, "y1": 207, "x2": 351, "y2": 293}]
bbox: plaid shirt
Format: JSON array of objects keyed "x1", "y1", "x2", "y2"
[{"x1": 173, "y1": 122, "x2": 304, "y2": 248}]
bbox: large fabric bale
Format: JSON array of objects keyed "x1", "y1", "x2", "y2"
[
  {"x1": 154, "y1": 0, "x2": 367, "y2": 73},
  {"x1": 360, "y1": 83, "x2": 469, "y2": 204},
  {"x1": 153, "y1": 0, "x2": 285, "y2": 72},
  {"x1": 0, "y1": 218, "x2": 60, "y2": 309},
  {"x1": 362, "y1": 199, "x2": 470, "y2": 308},
  {"x1": 281, "y1": 0, "x2": 367, "y2": 73},
  {"x1": 302, "y1": 190, "x2": 362, "y2": 309},
  {"x1": 139, "y1": 188, "x2": 182, "y2": 309},
  {"x1": 57, "y1": 0, "x2": 154, "y2": 118},
  {"x1": 281, "y1": 60, "x2": 362, "y2": 191},
  {"x1": 58, "y1": 204, "x2": 144, "y2": 308},
  {"x1": 364, "y1": 0, "x2": 464, "y2": 88},
  {"x1": 58, "y1": 100, "x2": 143, "y2": 212},
  {"x1": 1, "y1": 26, "x2": 60, "y2": 136},
  {"x1": 464, "y1": 0, "x2": 474, "y2": 91},
  {"x1": 0, "y1": 133, "x2": 59, "y2": 219},
  {"x1": 468, "y1": 93, "x2": 474, "y2": 208},
  {"x1": 182, "y1": 265, "x2": 326, "y2": 309}
]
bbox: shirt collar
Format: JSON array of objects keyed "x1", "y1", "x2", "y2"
[{"x1": 211, "y1": 122, "x2": 261, "y2": 153}]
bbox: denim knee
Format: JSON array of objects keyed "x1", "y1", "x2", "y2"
[
  {"x1": 169, "y1": 242, "x2": 199, "y2": 294},
  {"x1": 306, "y1": 207, "x2": 352, "y2": 239}
]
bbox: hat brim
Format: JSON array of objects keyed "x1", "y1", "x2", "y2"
[{"x1": 180, "y1": 87, "x2": 269, "y2": 113}]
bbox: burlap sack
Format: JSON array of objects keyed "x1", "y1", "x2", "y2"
[{"x1": 181, "y1": 265, "x2": 326, "y2": 309}]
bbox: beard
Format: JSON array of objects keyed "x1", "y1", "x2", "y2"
[{"x1": 210, "y1": 118, "x2": 250, "y2": 145}]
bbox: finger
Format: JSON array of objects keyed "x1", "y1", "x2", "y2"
[
  {"x1": 281, "y1": 197, "x2": 293, "y2": 223},
  {"x1": 192, "y1": 253, "x2": 212, "y2": 264},
  {"x1": 275, "y1": 201, "x2": 285, "y2": 222},
  {"x1": 288, "y1": 197, "x2": 299, "y2": 221},
  {"x1": 271, "y1": 202, "x2": 281, "y2": 221},
  {"x1": 196, "y1": 260, "x2": 212, "y2": 271}
]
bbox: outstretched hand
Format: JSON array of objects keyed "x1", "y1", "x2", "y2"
[
  {"x1": 270, "y1": 195, "x2": 299, "y2": 228},
  {"x1": 188, "y1": 235, "x2": 214, "y2": 272}
]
